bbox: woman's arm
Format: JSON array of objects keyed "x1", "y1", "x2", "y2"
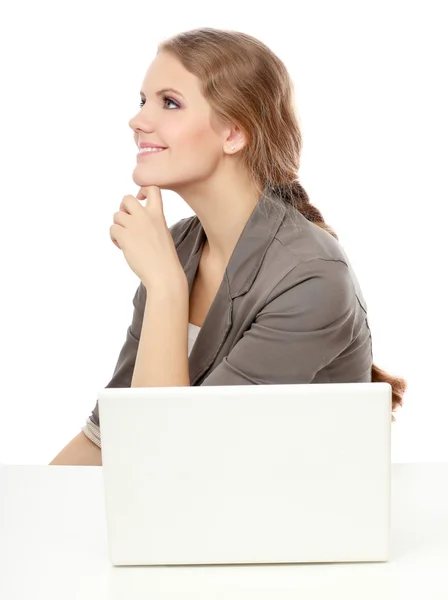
[
  {"x1": 49, "y1": 431, "x2": 102, "y2": 466},
  {"x1": 131, "y1": 288, "x2": 190, "y2": 388}
]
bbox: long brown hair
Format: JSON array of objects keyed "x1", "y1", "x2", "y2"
[{"x1": 158, "y1": 27, "x2": 407, "y2": 420}]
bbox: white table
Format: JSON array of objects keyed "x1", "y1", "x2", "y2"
[{"x1": 0, "y1": 464, "x2": 447, "y2": 600}]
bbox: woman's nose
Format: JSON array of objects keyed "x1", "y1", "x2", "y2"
[{"x1": 129, "y1": 101, "x2": 159, "y2": 130}]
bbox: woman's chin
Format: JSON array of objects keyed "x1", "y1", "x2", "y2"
[{"x1": 131, "y1": 172, "x2": 166, "y2": 188}]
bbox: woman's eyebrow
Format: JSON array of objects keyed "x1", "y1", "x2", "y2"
[{"x1": 140, "y1": 88, "x2": 185, "y2": 99}]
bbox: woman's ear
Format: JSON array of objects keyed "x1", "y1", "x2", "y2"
[{"x1": 224, "y1": 126, "x2": 247, "y2": 154}]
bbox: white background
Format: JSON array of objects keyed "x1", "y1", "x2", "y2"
[{"x1": 0, "y1": 0, "x2": 446, "y2": 464}]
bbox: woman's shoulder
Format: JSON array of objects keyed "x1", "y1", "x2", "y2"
[
  {"x1": 267, "y1": 207, "x2": 369, "y2": 312},
  {"x1": 275, "y1": 205, "x2": 350, "y2": 265}
]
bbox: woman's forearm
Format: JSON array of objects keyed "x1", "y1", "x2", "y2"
[
  {"x1": 49, "y1": 431, "x2": 102, "y2": 466},
  {"x1": 131, "y1": 290, "x2": 190, "y2": 388}
]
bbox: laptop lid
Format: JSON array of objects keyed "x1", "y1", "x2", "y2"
[{"x1": 98, "y1": 382, "x2": 391, "y2": 566}]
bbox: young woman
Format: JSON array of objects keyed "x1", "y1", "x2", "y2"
[{"x1": 50, "y1": 28, "x2": 406, "y2": 466}]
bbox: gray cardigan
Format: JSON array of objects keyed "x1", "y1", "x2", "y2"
[{"x1": 82, "y1": 186, "x2": 372, "y2": 447}]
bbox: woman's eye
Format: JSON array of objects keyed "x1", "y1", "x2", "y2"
[
  {"x1": 139, "y1": 96, "x2": 180, "y2": 109},
  {"x1": 163, "y1": 95, "x2": 180, "y2": 109}
]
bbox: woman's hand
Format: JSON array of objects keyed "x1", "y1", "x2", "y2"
[{"x1": 110, "y1": 185, "x2": 188, "y2": 294}]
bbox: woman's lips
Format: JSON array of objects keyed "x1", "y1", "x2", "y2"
[{"x1": 137, "y1": 148, "x2": 167, "y2": 158}]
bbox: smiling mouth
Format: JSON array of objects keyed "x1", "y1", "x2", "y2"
[{"x1": 137, "y1": 148, "x2": 167, "y2": 157}]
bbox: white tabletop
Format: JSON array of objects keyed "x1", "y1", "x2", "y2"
[{"x1": 0, "y1": 464, "x2": 447, "y2": 600}]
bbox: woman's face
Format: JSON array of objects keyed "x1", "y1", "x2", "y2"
[{"x1": 129, "y1": 51, "x2": 230, "y2": 193}]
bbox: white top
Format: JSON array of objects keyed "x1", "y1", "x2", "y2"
[
  {"x1": 188, "y1": 322, "x2": 201, "y2": 356},
  {"x1": 1, "y1": 464, "x2": 447, "y2": 598}
]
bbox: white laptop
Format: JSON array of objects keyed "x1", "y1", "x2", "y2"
[{"x1": 98, "y1": 382, "x2": 392, "y2": 566}]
